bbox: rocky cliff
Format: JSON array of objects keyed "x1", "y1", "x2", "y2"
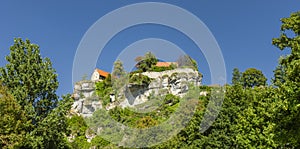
[
  {"x1": 71, "y1": 68, "x2": 202, "y2": 117},
  {"x1": 71, "y1": 81, "x2": 102, "y2": 117},
  {"x1": 119, "y1": 68, "x2": 202, "y2": 107}
]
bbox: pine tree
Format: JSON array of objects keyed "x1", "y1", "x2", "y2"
[
  {"x1": 112, "y1": 59, "x2": 126, "y2": 78},
  {"x1": 0, "y1": 38, "x2": 59, "y2": 121}
]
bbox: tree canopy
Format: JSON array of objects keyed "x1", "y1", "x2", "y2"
[
  {"x1": 272, "y1": 11, "x2": 300, "y2": 146},
  {"x1": 241, "y1": 68, "x2": 267, "y2": 88},
  {"x1": 135, "y1": 52, "x2": 158, "y2": 72},
  {"x1": 0, "y1": 38, "x2": 59, "y2": 120},
  {"x1": 0, "y1": 38, "x2": 72, "y2": 148},
  {"x1": 0, "y1": 84, "x2": 26, "y2": 148}
]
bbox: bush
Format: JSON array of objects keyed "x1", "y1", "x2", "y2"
[
  {"x1": 67, "y1": 116, "x2": 88, "y2": 137},
  {"x1": 149, "y1": 65, "x2": 175, "y2": 72},
  {"x1": 95, "y1": 76, "x2": 113, "y2": 107},
  {"x1": 129, "y1": 73, "x2": 152, "y2": 85},
  {"x1": 91, "y1": 136, "x2": 111, "y2": 148}
]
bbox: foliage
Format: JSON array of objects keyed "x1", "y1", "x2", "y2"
[
  {"x1": 232, "y1": 68, "x2": 241, "y2": 85},
  {"x1": 67, "y1": 115, "x2": 113, "y2": 149},
  {"x1": 112, "y1": 74, "x2": 129, "y2": 103},
  {"x1": 232, "y1": 87, "x2": 278, "y2": 148},
  {"x1": 70, "y1": 136, "x2": 90, "y2": 149},
  {"x1": 23, "y1": 95, "x2": 73, "y2": 148},
  {"x1": 272, "y1": 11, "x2": 300, "y2": 147},
  {"x1": 95, "y1": 75, "x2": 113, "y2": 106},
  {"x1": 2, "y1": 10, "x2": 300, "y2": 147},
  {"x1": 135, "y1": 52, "x2": 158, "y2": 72},
  {"x1": 68, "y1": 116, "x2": 88, "y2": 138},
  {"x1": 106, "y1": 93, "x2": 181, "y2": 129},
  {"x1": 149, "y1": 64, "x2": 175, "y2": 72},
  {"x1": 86, "y1": 109, "x2": 124, "y2": 147},
  {"x1": 136, "y1": 116, "x2": 158, "y2": 128},
  {"x1": 152, "y1": 85, "x2": 279, "y2": 149},
  {"x1": 129, "y1": 73, "x2": 152, "y2": 85},
  {"x1": 272, "y1": 60, "x2": 286, "y2": 87},
  {"x1": 90, "y1": 136, "x2": 111, "y2": 148},
  {"x1": 0, "y1": 38, "x2": 71, "y2": 148},
  {"x1": 241, "y1": 68, "x2": 267, "y2": 88},
  {"x1": 0, "y1": 38, "x2": 59, "y2": 120},
  {"x1": 67, "y1": 115, "x2": 90, "y2": 149},
  {"x1": 112, "y1": 59, "x2": 126, "y2": 78},
  {"x1": 0, "y1": 84, "x2": 27, "y2": 148}
]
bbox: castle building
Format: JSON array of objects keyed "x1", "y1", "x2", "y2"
[{"x1": 91, "y1": 68, "x2": 109, "y2": 81}]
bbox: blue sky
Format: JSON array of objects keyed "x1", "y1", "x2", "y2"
[{"x1": 0, "y1": 1, "x2": 299, "y2": 96}]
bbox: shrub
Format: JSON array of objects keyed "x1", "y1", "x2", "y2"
[
  {"x1": 129, "y1": 73, "x2": 152, "y2": 85},
  {"x1": 95, "y1": 76, "x2": 113, "y2": 107},
  {"x1": 149, "y1": 65, "x2": 175, "y2": 72}
]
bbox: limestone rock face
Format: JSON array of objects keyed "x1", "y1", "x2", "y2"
[
  {"x1": 119, "y1": 68, "x2": 202, "y2": 107},
  {"x1": 71, "y1": 80, "x2": 102, "y2": 117},
  {"x1": 71, "y1": 68, "x2": 202, "y2": 116}
]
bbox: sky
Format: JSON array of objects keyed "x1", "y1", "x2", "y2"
[{"x1": 0, "y1": 1, "x2": 299, "y2": 97}]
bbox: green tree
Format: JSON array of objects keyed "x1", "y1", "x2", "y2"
[
  {"x1": 68, "y1": 115, "x2": 91, "y2": 149},
  {"x1": 0, "y1": 38, "x2": 59, "y2": 119},
  {"x1": 241, "y1": 68, "x2": 267, "y2": 88},
  {"x1": 0, "y1": 84, "x2": 27, "y2": 148},
  {"x1": 272, "y1": 11, "x2": 300, "y2": 147},
  {"x1": 232, "y1": 87, "x2": 278, "y2": 148},
  {"x1": 231, "y1": 68, "x2": 241, "y2": 85},
  {"x1": 24, "y1": 95, "x2": 73, "y2": 148},
  {"x1": 112, "y1": 59, "x2": 126, "y2": 78},
  {"x1": 135, "y1": 52, "x2": 158, "y2": 72},
  {"x1": 0, "y1": 38, "x2": 71, "y2": 148}
]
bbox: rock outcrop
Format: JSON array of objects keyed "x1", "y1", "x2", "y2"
[
  {"x1": 119, "y1": 68, "x2": 202, "y2": 107},
  {"x1": 71, "y1": 68, "x2": 202, "y2": 116},
  {"x1": 71, "y1": 81, "x2": 102, "y2": 117}
]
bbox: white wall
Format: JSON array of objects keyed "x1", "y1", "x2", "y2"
[{"x1": 90, "y1": 69, "x2": 99, "y2": 81}]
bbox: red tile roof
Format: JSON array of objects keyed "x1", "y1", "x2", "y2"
[
  {"x1": 96, "y1": 69, "x2": 109, "y2": 78},
  {"x1": 156, "y1": 62, "x2": 177, "y2": 67}
]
